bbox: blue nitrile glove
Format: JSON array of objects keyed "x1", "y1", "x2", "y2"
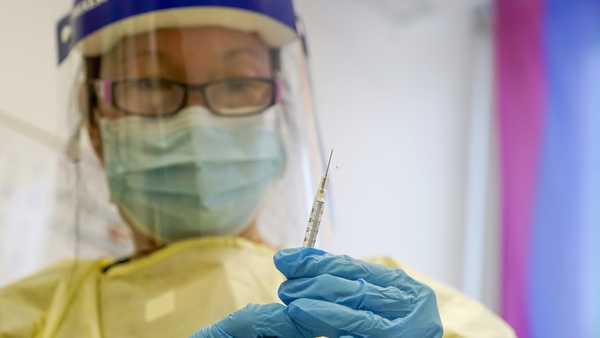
[
  {"x1": 275, "y1": 247, "x2": 444, "y2": 338},
  {"x1": 189, "y1": 303, "x2": 304, "y2": 338}
]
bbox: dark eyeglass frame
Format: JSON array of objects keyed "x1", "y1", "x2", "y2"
[{"x1": 92, "y1": 77, "x2": 279, "y2": 118}]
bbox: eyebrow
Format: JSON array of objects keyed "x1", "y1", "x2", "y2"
[
  {"x1": 223, "y1": 47, "x2": 268, "y2": 63},
  {"x1": 118, "y1": 47, "x2": 265, "y2": 67},
  {"x1": 124, "y1": 48, "x2": 170, "y2": 64},
  {"x1": 105, "y1": 47, "x2": 177, "y2": 77}
]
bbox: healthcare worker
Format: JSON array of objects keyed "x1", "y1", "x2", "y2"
[{"x1": 0, "y1": 1, "x2": 515, "y2": 337}]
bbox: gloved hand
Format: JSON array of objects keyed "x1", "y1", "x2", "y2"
[
  {"x1": 191, "y1": 248, "x2": 443, "y2": 338},
  {"x1": 275, "y1": 247, "x2": 444, "y2": 338},
  {"x1": 189, "y1": 303, "x2": 304, "y2": 338}
]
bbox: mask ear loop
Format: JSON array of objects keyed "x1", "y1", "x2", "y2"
[
  {"x1": 275, "y1": 78, "x2": 284, "y2": 105},
  {"x1": 88, "y1": 79, "x2": 112, "y2": 124},
  {"x1": 94, "y1": 80, "x2": 113, "y2": 109}
]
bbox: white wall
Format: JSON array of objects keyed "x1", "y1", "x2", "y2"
[
  {"x1": 0, "y1": 0, "x2": 499, "y2": 310},
  {"x1": 296, "y1": 0, "x2": 487, "y2": 289},
  {"x1": 0, "y1": 1, "x2": 69, "y2": 137},
  {"x1": 0, "y1": 0, "x2": 70, "y2": 285}
]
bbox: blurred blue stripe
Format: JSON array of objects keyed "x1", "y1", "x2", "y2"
[{"x1": 530, "y1": 1, "x2": 600, "y2": 337}]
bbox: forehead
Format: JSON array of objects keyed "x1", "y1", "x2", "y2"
[
  {"x1": 100, "y1": 27, "x2": 271, "y2": 75},
  {"x1": 115, "y1": 26, "x2": 266, "y2": 51}
]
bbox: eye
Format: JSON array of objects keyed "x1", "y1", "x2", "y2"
[
  {"x1": 136, "y1": 78, "x2": 172, "y2": 92},
  {"x1": 205, "y1": 78, "x2": 274, "y2": 116},
  {"x1": 224, "y1": 81, "x2": 253, "y2": 93},
  {"x1": 138, "y1": 79, "x2": 156, "y2": 90},
  {"x1": 113, "y1": 78, "x2": 186, "y2": 117}
]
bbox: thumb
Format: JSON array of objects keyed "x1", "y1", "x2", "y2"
[{"x1": 190, "y1": 303, "x2": 304, "y2": 338}]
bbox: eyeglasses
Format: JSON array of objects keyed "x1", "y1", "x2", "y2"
[{"x1": 93, "y1": 77, "x2": 277, "y2": 118}]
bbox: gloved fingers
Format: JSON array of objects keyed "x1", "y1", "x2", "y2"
[
  {"x1": 274, "y1": 248, "x2": 418, "y2": 292},
  {"x1": 279, "y1": 274, "x2": 415, "y2": 320},
  {"x1": 288, "y1": 298, "x2": 444, "y2": 338},
  {"x1": 190, "y1": 303, "x2": 305, "y2": 338},
  {"x1": 287, "y1": 298, "x2": 392, "y2": 338},
  {"x1": 190, "y1": 325, "x2": 233, "y2": 338}
]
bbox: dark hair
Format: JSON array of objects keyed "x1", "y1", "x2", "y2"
[{"x1": 83, "y1": 56, "x2": 101, "y2": 126}]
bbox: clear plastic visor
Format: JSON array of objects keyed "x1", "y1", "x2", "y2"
[{"x1": 62, "y1": 21, "x2": 330, "y2": 252}]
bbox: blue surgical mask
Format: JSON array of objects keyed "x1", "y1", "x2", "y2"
[{"x1": 99, "y1": 106, "x2": 286, "y2": 242}]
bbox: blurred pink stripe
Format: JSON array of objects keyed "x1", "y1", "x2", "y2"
[{"x1": 495, "y1": 1, "x2": 546, "y2": 337}]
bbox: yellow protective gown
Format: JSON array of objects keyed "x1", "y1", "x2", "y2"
[{"x1": 0, "y1": 237, "x2": 515, "y2": 338}]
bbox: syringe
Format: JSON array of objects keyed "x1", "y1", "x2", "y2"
[{"x1": 303, "y1": 149, "x2": 334, "y2": 248}]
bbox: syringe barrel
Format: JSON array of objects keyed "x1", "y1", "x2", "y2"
[
  {"x1": 303, "y1": 198, "x2": 325, "y2": 247},
  {"x1": 302, "y1": 148, "x2": 333, "y2": 248}
]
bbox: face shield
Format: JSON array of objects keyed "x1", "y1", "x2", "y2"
[{"x1": 56, "y1": 0, "x2": 330, "y2": 253}]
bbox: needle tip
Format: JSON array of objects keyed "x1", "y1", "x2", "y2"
[{"x1": 324, "y1": 149, "x2": 334, "y2": 179}]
